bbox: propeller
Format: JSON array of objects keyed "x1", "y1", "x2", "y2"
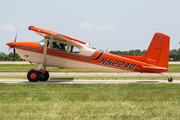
[{"x1": 8, "y1": 26, "x2": 19, "y2": 61}]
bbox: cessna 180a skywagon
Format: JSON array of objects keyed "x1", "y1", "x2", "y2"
[{"x1": 6, "y1": 26, "x2": 173, "y2": 82}]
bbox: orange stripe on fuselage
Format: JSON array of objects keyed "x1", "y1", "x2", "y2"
[
  {"x1": 15, "y1": 42, "x2": 102, "y2": 61},
  {"x1": 15, "y1": 42, "x2": 168, "y2": 73}
]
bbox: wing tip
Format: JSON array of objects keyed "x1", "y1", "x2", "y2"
[{"x1": 28, "y1": 26, "x2": 34, "y2": 30}]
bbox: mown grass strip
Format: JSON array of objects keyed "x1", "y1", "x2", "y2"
[
  {"x1": 1, "y1": 76, "x2": 180, "y2": 80},
  {"x1": 0, "y1": 64, "x2": 179, "y2": 72},
  {"x1": 1, "y1": 83, "x2": 180, "y2": 119},
  {"x1": 0, "y1": 64, "x2": 120, "y2": 72}
]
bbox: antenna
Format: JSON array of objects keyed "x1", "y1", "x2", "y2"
[
  {"x1": 71, "y1": 30, "x2": 78, "y2": 36},
  {"x1": 106, "y1": 48, "x2": 108, "y2": 53},
  {"x1": 91, "y1": 40, "x2": 101, "y2": 48}
]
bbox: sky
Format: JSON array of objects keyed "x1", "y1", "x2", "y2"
[{"x1": 1, "y1": 0, "x2": 180, "y2": 53}]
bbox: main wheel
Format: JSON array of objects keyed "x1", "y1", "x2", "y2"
[
  {"x1": 39, "y1": 71, "x2": 49, "y2": 81},
  {"x1": 168, "y1": 77, "x2": 173, "y2": 82},
  {"x1": 27, "y1": 70, "x2": 40, "y2": 82}
]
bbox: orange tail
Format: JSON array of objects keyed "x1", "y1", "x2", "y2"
[
  {"x1": 119, "y1": 33, "x2": 170, "y2": 68},
  {"x1": 143, "y1": 32, "x2": 170, "y2": 68}
]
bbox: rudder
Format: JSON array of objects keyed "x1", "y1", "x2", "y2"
[{"x1": 143, "y1": 32, "x2": 170, "y2": 68}]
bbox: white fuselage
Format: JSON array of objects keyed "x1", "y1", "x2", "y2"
[{"x1": 16, "y1": 48, "x2": 123, "y2": 71}]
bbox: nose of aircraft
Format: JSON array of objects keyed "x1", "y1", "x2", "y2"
[{"x1": 6, "y1": 42, "x2": 16, "y2": 48}]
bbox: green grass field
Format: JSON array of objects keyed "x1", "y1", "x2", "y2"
[
  {"x1": 0, "y1": 64, "x2": 179, "y2": 72},
  {"x1": 0, "y1": 64, "x2": 114, "y2": 72},
  {"x1": 0, "y1": 64, "x2": 180, "y2": 119},
  {"x1": 1, "y1": 83, "x2": 180, "y2": 119}
]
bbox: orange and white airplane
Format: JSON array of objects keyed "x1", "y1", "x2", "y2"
[{"x1": 6, "y1": 26, "x2": 173, "y2": 82}]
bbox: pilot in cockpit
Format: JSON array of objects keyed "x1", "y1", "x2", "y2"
[
  {"x1": 59, "y1": 43, "x2": 65, "y2": 50},
  {"x1": 52, "y1": 42, "x2": 59, "y2": 48}
]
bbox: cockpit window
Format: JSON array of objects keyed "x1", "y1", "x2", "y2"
[
  {"x1": 51, "y1": 42, "x2": 68, "y2": 51},
  {"x1": 38, "y1": 39, "x2": 51, "y2": 47}
]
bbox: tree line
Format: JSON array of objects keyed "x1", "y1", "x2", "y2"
[
  {"x1": 0, "y1": 52, "x2": 24, "y2": 61},
  {"x1": 109, "y1": 49, "x2": 180, "y2": 61},
  {"x1": 0, "y1": 49, "x2": 180, "y2": 61}
]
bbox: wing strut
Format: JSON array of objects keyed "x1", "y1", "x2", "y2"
[
  {"x1": 42, "y1": 37, "x2": 48, "y2": 71},
  {"x1": 38, "y1": 37, "x2": 48, "y2": 71}
]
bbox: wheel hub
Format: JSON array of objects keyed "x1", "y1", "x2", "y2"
[
  {"x1": 40, "y1": 73, "x2": 45, "y2": 78},
  {"x1": 30, "y1": 73, "x2": 36, "y2": 79}
]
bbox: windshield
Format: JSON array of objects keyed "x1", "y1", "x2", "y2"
[{"x1": 38, "y1": 39, "x2": 51, "y2": 47}]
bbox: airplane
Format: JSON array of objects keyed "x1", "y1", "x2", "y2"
[{"x1": 6, "y1": 26, "x2": 173, "y2": 82}]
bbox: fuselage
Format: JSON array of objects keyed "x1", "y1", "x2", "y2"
[{"x1": 7, "y1": 41, "x2": 168, "y2": 73}]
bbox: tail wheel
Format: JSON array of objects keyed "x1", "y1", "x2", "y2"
[
  {"x1": 39, "y1": 71, "x2": 49, "y2": 81},
  {"x1": 27, "y1": 70, "x2": 40, "y2": 82},
  {"x1": 168, "y1": 77, "x2": 173, "y2": 82}
]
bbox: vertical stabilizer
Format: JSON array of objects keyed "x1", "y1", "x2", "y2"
[{"x1": 143, "y1": 33, "x2": 170, "y2": 68}]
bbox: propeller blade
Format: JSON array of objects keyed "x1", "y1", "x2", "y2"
[
  {"x1": 13, "y1": 49, "x2": 16, "y2": 62},
  {"x1": 14, "y1": 34, "x2": 17, "y2": 42},
  {"x1": 14, "y1": 25, "x2": 19, "y2": 42}
]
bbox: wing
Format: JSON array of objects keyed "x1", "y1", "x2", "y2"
[{"x1": 28, "y1": 26, "x2": 90, "y2": 47}]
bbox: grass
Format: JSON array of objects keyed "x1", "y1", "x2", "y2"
[
  {"x1": 0, "y1": 64, "x2": 119, "y2": 72},
  {"x1": 1, "y1": 76, "x2": 180, "y2": 80},
  {"x1": 0, "y1": 64, "x2": 179, "y2": 80},
  {"x1": 167, "y1": 64, "x2": 180, "y2": 72},
  {"x1": 0, "y1": 64, "x2": 179, "y2": 72},
  {"x1": 1, "y1": 83, "x2": 180, "y2": 119}
]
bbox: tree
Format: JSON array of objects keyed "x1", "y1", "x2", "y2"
[
  {"x1": 109, "y1": 49, "x2": 146, "y2": 56},
  {"x1": 0, "y1": 52, "x2": 6, "y2": 61}
]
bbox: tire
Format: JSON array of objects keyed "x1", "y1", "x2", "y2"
[
  {"x1": 27, "y1": 70, "x2": 40, "y2": 82},
  {"x1": 39, "y1": 71, "x2": 49, "y2": 81},
  {"x1": 168, "y1": 77, "x2": 173, "y2": 82}
]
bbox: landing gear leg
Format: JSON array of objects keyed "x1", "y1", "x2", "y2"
[{"x1": 159, "y1": 73, "x2": 173, "y2": 82}]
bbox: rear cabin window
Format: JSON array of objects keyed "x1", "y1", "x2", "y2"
[{"x1": 69, "y1": 46, "x2": 80, "y2": 53}]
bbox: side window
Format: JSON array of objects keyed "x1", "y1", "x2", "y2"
[
  {"x1": 38, "y1": 39, "x2": 51, "y2": 47},
  {"x1": 69, "y1": 46, "x2": 80, "y2": 53},
  {"x1": 51, "y1": 42, "x2": 68, "y2": 51}
]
